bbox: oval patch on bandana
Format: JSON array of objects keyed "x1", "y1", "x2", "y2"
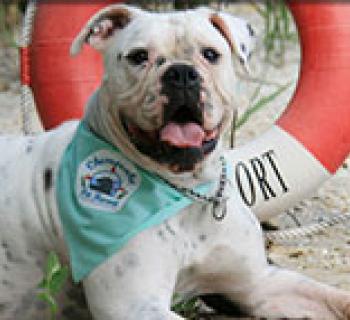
[{"x1": 76, "y1": 149, "x2": 140, "y2": 212}]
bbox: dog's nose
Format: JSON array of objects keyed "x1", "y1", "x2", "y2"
[{"x1": 162, "y1": 64, "x2": 200, "y2": 89}]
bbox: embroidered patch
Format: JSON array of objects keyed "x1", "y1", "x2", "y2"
[{"x1": 77, "y1": 150, "x2": 140, "y2": 211}]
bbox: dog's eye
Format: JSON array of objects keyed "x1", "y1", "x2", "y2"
[
  {"x1": 126, "y1": 49, "x2": 149, "y2": 65},
  {"x1": 202, "y1": 47, "x2": 221, "y2": 64}
]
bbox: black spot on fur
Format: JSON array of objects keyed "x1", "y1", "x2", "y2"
[
  {"x1": 1, "y1": 241, "x2": 8, "y2": 249},
  {"x1": 4, "y1": 197, "x2": 11, "y2": 206},
  {"x1": 4, "y1": 249, "x2": 23, "y2": 264},
  {"x1": 164, "y1": 222, "x2": 176, "y2": 236},
  {"x1": 247, "y1": 23, "x2": 255, "y2": 37},
  {"x1": 115, "y1": 265, "x2": 124, "y2": 277},
  {"x1": 2, "y1": 279, "x2": 11, "y2": 287},
  {"x1": 36, "y1": 259, "x2": 43, "y2": 268},
  {"x1": 44, "y1": 168, "x2": 53, "y2": 191},
  {"x1": 5, "y1": 250, "x2": 13, "y2": 262},
  {"x1": 157, "y1": 230, "x2": 166, "y2": 241},
  {"x1": 25, "y1": 138, "x2": 34, "y2": 153},
  {"x1": 199, "y1": 234, "x2": 207, "y2": 242},
  {"x1": 124, "y1": 253, "x2": 139, "y2": 268},
  {"x1": 26, "y1": 144, "x2": 33, "y2": 153}
]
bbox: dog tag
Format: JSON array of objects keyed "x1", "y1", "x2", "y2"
[{"x1": 212, "y1": 197, "x2": 227, "y2": 221}]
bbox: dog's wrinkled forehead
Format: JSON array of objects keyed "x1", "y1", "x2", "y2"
[
  {"x1": 110, "y1": 13, "x2": 230, "y2": 63},
  {"x1": 70, "y1": 4, "x2": 255, "y2": 69}
]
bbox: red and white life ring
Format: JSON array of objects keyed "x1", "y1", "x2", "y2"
[
  {"x1": 230, "y1": 2, "x2": 350, "y2": 219},
  {"x1": 21, "y1": 1, "x2": 350, "y2": 220},
  {"x1": 21, "y1": 1, "x2": 119, "y2": 129}
]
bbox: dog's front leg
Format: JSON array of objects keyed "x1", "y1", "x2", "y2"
[
  {"x1": 204, "y1": 201, "x2": 350, "y2": 319},
  {"x1": 82, "y1": 230, "x2": 184, "y2": 320},
  {"x1": 83, "y1": 262, "x2": 184, "y2": 320},
  {"x1": 233, "y1": 266, "x2": 350, "y2": 319}
]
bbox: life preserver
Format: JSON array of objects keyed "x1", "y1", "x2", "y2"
[
  {"x1": 229, "y1": 2, "x2": 350, "y2": 219},
  {"x1": 21, "y1": 1, "x2": 350, "y2": 220},
  {"x1": 21, "y1": 1, "x2": 119, "y2": 130}
]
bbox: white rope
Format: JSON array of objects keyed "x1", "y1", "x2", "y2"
[
  {"x1": 20, "y1": 0, "x2": 37, "y2": 135},
  {"x1": 264, "y1": 211, "x2": 350, "y2": 243}
]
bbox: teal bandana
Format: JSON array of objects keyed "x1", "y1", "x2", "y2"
[{"x1": 57, "y1": 122, "x2": 217, "y2": 282}]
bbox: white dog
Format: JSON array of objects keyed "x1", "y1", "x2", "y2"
[{"x1": 0, "y1": 4, "x2": 349, "y2": 320}]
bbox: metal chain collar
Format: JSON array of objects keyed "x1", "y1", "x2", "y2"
[{"x1": 160, "y1": 156, "x2": 229, "y2": 221}]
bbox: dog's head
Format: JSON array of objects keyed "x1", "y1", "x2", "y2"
[{"x1": 71, "y1": 4, "x2": 254, "y2": 174}]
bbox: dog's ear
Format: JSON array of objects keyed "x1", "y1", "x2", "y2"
[
  {"x1": 70, "y1": 5, "x2": 142, "y2": 56},
  {"x1": 206, "y1": 10, "x2": 256, "y2": 72}
]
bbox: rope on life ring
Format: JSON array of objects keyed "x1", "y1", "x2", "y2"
[
  {"x1": 264, "y1": 211, "x2": 350, "y2": 244},
  {"x1": 20, "y1": 0, "x2": 37, "y2": 135}
]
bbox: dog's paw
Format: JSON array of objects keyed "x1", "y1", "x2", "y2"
[
  {"x1": 323, "y1": 290, "x2": 350, "y2": 320},
  {"x1": 341, "y1": 296, "x2": 350, "y2": 319}
]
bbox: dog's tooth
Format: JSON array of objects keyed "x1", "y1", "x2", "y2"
[
  {"x1": 200, "y1": 91, "x2": 206, "y2": 103},
  {"x1": 204, "y1": 127, "x2": 218, "y2": 141}
]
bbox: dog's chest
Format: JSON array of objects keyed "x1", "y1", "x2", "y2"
[{"x1": 168, "y1": 183, "x2": 263, "y2": 264}]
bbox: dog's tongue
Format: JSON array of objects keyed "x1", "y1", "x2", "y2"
[{"x1": 160, "y1": 122, "x2": 205, "y2": 148}]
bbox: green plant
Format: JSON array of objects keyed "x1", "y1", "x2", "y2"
[
  {"x1": 236, "y1": 82, "x2": 291, "y2": 129},
  {"x1": 172, "y1": 295, "x2": 202, "y2": 319},
  {"x1": 252, "y1": 0, "x2": 298, "y2": 65},
  {"x1": 37, "y1": 252, "x2": 69, "y2": 320},
  {"x1": 0, "y1": 2, "x2": 22, "y2": 47}
]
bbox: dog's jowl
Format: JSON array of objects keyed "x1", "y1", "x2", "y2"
[{"x1": 0, "y1": 4, "x2": 350, "y2": 320}]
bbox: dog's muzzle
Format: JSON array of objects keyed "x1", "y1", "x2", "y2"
[
  {"x1": 161, "y1": 64, "x2": 203, "y2": 148},
  {"x1": 123, "y1": 64, "x2": 220, "y2": 172}
]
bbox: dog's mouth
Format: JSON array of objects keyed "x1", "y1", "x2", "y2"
[
  {"x1": 160, "y1": 121, "x2": 219, "y2": 149},
  {"x1": 122, "y1": 106, "x2": 220, "y2": 172}
]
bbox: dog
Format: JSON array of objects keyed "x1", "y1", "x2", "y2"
[{"x1": 0, "y1": 4, "x2": 349, "y2": 320}]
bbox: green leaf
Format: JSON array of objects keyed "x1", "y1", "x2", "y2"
[
  {"x1": 37, "y1": 278, "x2": 48, "y2": 289},
  {"x1": 49, "y1": 266, "x2": 69, "y2": 295},
  {"x1": 45, "y1": 252, "x2": 61, "y2": 281},
  {"x1": 171, "y1": 296, "x2": 199, "y2": 316},
  {"x1": 236, "y1": 82, "x2": 291, "y2": 129},
  {"x1": 37, "y1": 292, "x2": 58, "y2": 315}
]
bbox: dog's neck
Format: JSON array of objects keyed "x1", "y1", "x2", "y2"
[{"x1": 83, "y1": 88, "x2": 224, "y2": 188}]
